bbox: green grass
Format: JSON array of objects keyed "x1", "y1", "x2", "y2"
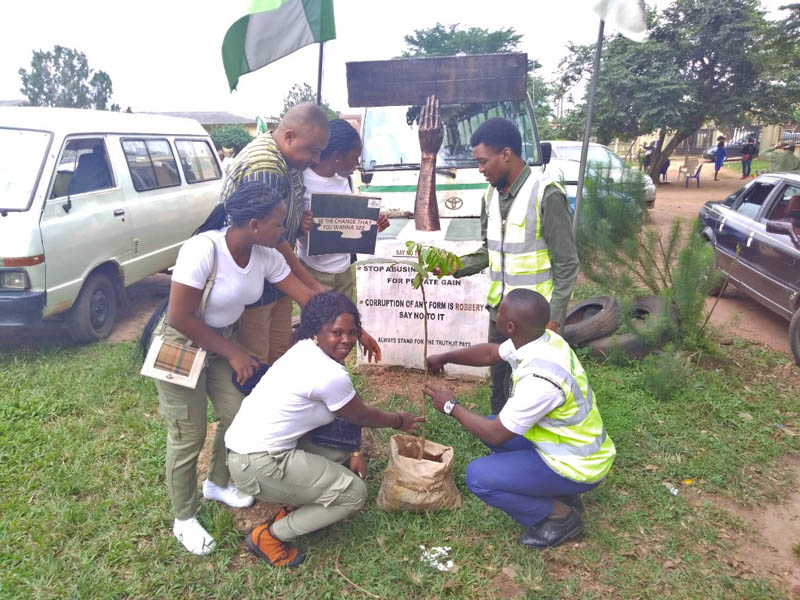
[
  {"x1": 1, "y1": 339, "x2": 798, "y2": 598},
  {"x1": 723, "y1": 158, "x2": 769, "y2": 175}
]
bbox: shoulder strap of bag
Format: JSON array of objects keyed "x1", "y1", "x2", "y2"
[{"x1": 197, "y1": 235, "x2": 218, "y2": 322}]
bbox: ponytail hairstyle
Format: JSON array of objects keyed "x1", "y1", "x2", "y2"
[
  {"x1": 193, "y1": 177, "x2": 286, "y2": 235},
  {"x1": 293, "y1": 292, "x2": 362, "y2": 343},
  {"x1": 320, "y1": 119, "x2": 361, "y2": 161},
  {"x1": 139, "y1": 178, "x2": 285, "y2": 359}
]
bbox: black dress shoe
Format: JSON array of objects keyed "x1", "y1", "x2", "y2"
[
  {"x1": 518, "y1": 507, "x2": 584, "y2": 548},
  {"x1": 556, "y1": 494, "x2": 585, "y2": 515}
]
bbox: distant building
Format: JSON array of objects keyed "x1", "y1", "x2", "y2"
[
  {"x1": 0, "y1": 99, "x2": 26, "y2": 107},
  {"x1": 146, "y1": 111, "x2": 265, "y2": 136}
]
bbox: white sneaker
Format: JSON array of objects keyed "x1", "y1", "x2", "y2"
[
  {"x1": 202, "y1": 479, "x2": 255, "y2": 508},
  {"x1": 173, "y1": 517, "x2": 216, "y2": 555}
]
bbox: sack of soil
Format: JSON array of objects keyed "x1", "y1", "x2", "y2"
[{"x1": 376, "y1": 434, "x2": 462, "y2": 512}]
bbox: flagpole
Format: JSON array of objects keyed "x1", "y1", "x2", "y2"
[
  {"x1": 572, "y1": 19, "x2": 605, "y2": 237},
  {"x1": 316, "y1": 42, "x2": 324, "y2": 105}
]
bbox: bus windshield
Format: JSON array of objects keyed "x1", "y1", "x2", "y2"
[{"x1": 361, "y1": 100, "x2": 538, "y2": 171}]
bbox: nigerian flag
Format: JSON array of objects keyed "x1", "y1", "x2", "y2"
[{"x1": 222, "y1": 0, "x2": 336, "y2": 91}]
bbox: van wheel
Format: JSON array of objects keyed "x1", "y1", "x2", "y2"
[
  {"x1": 790, "y1": 308, "x2": 800, "y2": 367},
  {"x1": 67, "y1": 272, "x2": 118, "y2": 343}
]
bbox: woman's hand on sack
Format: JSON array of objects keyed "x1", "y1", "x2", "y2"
[
  {"x1": 348, "y1": 453, "x2": 368, "y2": 479},
  {"x1": 228, "y1": 348, "x2": 261, "y2": 385},
  {"x1": 359, "y1": 330, "x2": 382, "y2": 363},
  {"x1": 300, "y1": 210, "x2": 314, "y2": 234},
  {"x1": 423, "y1": 383, "x2": 455, "y2": 413},
  {"x1": 395, "y1": 411, "x2": 426, "y2": 434}
]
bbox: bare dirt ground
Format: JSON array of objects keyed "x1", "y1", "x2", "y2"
[{"x1": 649, "y1": 161, "x2": 793, "y2": 357}]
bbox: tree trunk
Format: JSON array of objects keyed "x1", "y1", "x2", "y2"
[{"x1": 647, "y1": 128, "x2": 696, "y2": 181}]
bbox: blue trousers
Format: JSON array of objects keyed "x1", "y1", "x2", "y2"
[{"x1": 465, "y1": 431, "x2": 600, "y2": 527}]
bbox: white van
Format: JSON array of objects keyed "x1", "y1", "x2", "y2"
[{"x1": 0, "y1": 107, "x2": 223, "y2": 341}]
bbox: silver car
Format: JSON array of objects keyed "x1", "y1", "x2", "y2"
[{"x1": 543, "y1": 140, "x2": 656, "y2": 208}]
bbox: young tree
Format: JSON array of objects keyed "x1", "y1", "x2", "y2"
[
  {"x1": 558, "y1": 0, "x2": 800, "y2": 179},
  {"x1": 280, "y1": 82, "x2": 338, "y2": 119},
  {"x1": 19, "y1": 45, "x2": 114, "y2": 110}
]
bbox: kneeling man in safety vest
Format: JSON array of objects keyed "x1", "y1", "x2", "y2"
[{"x1": 424, "y1": 289, "x2": 615, "y2": 548}]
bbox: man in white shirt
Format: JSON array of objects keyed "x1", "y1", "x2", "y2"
[{"x1": 424, "y1": 289, "x2": 615, "y2": 548}]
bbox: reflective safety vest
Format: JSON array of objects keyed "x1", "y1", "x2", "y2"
[
  {"x1": 485, "y1": 176, "x2": 564, "y2": 308},
  {"x1": 517, "y1": 332, "x2": 616, "y2": 483}
]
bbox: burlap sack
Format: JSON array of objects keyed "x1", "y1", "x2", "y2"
[{"x1": 376, "y1": 434, "x2": 462, "y2": 512}]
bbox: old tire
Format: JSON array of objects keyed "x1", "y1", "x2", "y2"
[
  {"x1": 587, "y1": 295, "x2": 673, "y2": 361},
  {"x1": 562, "y1": 295, "x2": 622, "y2": 347},
  {"x1": 790, "y1": 307, "x2": 800, "y2": 367},
  {"x1": 67, "y1": 272, "x2": 118, "y2": 343}
]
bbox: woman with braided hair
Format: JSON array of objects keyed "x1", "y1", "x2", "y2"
[
  {"x1": 225, "y1": 292, "x2": 424, "y2": 567},
  {"x1": 297, "y1": 119, "x2": 390, "y2": 298},
  {"x1": 140, "y1": 181, "x2": 380, "y2": 556}
]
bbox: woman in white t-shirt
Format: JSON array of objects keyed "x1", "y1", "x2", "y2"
[
  {"x1": 297, "y1": 119, "x2": 389, "y2": 298},
  {"x1": 225, "y1": 292, "x2": 424, "y2": 568},
  {"x1": 141, "y1": 180, "x2": 327, "y2": 556}
]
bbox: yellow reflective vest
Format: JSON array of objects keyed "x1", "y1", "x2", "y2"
[
  {"x1": 516, "y1": 332, "x2": 616, "y2": 483},
  {"x1": 485, "y1": 176, "x2": 563, "y2": 308}
]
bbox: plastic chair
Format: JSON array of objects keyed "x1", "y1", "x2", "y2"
[
  {"x1": 677, "y1": 159, "x2": 698, "y2": 180},
  {"x1": 684, "y1": 163, "x2": 702, "y2": 188}
]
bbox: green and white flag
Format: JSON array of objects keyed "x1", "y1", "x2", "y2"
[{"x1": 222, "y1": 0, "x2": 336, "y2": 91}]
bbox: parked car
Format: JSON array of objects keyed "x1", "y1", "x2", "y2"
[
  {"x1": 699, "y1": 173, "x2": 800, "y2": 364},
  {"x1": 0, "y1": 107, "x2": 223, "y2": 342},
  {"x1": 542, "y1": 140, "x2": 656, "y2": 208},
  {"x1": 702, "y1": 133, "x2": 760, "y2": 162}
]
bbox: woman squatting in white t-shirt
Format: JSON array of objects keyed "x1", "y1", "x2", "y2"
[
  {"x1": 225, "y1": 292, "x2": 424, "y2": 567},
  {"x1": 297, "y1": 119, "x2": 390, "y2": 298},
  {"x1": 140, "y1": 180, "x2": 370, "y2": 556}
]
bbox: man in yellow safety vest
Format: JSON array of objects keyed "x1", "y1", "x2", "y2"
[
  {"x1": 452, "y1": 118, "x2": 579, "y2": 414},
  {"x1": 424, "y1": 289, "x2": 614, "y2": 548}
]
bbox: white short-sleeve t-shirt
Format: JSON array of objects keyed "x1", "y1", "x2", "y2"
[
  {"x1": 497, "y1": 335, "x2": 566, "y2": 436},
  {"x1": 296, "y1": 168, "x2": 352, "y2": 274},
  {"x1": 170, "y1": 228, "x2": 290, "y2": 328},
  {"x1": 225, "y1": 339, "x2": 357, "y2": 453}
]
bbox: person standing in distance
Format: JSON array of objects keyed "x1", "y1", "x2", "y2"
[{"x1": 451, "y1": 118, "x2": 579, "y2": 414}]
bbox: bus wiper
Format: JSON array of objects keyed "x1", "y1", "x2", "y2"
[{"x1": 365, "y1": 163, "x2": 457, "y2": 178}]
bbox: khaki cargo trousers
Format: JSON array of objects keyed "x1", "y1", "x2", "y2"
[
  {"x1": 301, "y1": 263, "x2": 355, "y2": 301},
  {"x1": 228, "y1": 435, "x2": 366, "y2": 541},
  {"x1": 155, "y1": 322, "x2": 244, "y2": 521}
]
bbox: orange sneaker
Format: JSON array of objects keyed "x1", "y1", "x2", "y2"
[{"x1": 245, "y1": 523, "x2": 305, "y2": 567}]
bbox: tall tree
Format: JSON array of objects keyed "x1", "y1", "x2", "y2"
[
  {"x1": 280, "y1": 82, "x2": 338, "y2": 119},
  {"x1": 558, "y1": 0, "x2": 800, "y2": 179},
  {"x1": 19, "y1": 45, "x2": 114, "y2": 110},
  {"x1": 402, "y1": 22, "x2": 521, "y2": 56}
]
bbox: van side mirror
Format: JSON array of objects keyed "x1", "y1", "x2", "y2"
[
  {"x1": 766, "y1": 219, "x2": 800, "y2": 246},
  {"x1": 540, "y1": 142, "x2": 552, "y2": 166},
  {"x1": 360, "y1": 169, "x2": 374, "y2": 185}
]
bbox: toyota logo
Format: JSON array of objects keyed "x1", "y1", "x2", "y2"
[{"x1": 444, "y1": 196, "x2": 463, "y2": 210}]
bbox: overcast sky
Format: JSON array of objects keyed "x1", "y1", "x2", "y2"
[{"x1": 0, "y1": 0, "x2": 790, "y2": 119}]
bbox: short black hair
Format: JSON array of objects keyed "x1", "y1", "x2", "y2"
[
  {"x1": 294, "y1": 292, "x2": 362, "y2": 342},
  {"x1": 503, "y1": 289, "x2": 550, "y2": 333},
  {"x1": 470, "y1": 118, "x2": 522, "y2": 157}
]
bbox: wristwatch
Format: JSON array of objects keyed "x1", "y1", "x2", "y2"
[{"x1": 443, "y1": 399, "x2": 458, "y2": 415}]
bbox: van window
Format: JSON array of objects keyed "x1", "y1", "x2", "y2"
[
  {"x1": 121, "y1": 138, "x2": 181, "y2": 191},
  {"x1": 175, "y1": 139, "x2": 221, "y2": 184},
  {"x1": 0, "y1": 127, "x2": 52, "y2": 211},
  {"x1": 51, "y1": 137, "x2": 114, "y2": 198},
  {"x1": 362, "y1": 100, "x2": 538, "y2": 171}
]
